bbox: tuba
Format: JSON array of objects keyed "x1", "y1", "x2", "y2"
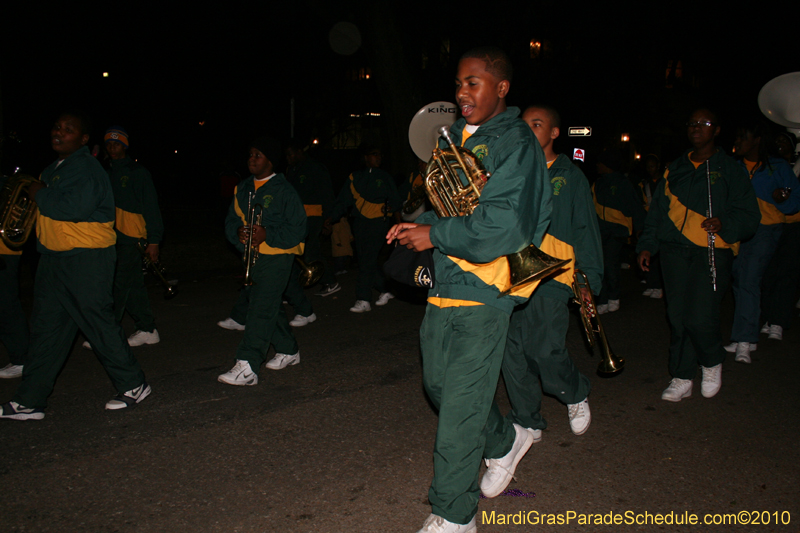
[
  {"x1": 0, "y1": 171, "x2": 39, "y2": 250},
  {"x1": 572, "y1": 269, "x2": 624, "y2": 375},
  {"x1": 425, "y1": 126, "x2": 571, "y2": 296}
]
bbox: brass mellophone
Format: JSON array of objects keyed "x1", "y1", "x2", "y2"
[
  {"x1": 0, "y1": 170, "x2": 39, "y2": 250},
  {"x1": 424, "y1": 126, "x2": 570, "y2": 296},
  {"x1": 571, "y1": 269, "x2": 624, "y2": 375}
]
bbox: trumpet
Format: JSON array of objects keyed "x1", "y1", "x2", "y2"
[
  {"x1": 137, "y1": 240, "x2": 178, "y2": 300},
  {"x1": 571, "y1": 269, "x2": 624, "y2": 375},
  {"x1": 0, "y1": 170, "x2": 39, "y2": 250},
  {"x1": 425, "y1": 126, "x2": 570, "y2": 295},
  {"x1": 243, "y1": 192, "x2": 263, "y2": 286}
]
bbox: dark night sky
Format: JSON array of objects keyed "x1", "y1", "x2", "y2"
[{"x1": 1, "y1": 1, "x2": 795, "y2": 192}]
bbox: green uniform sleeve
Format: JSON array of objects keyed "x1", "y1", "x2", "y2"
[
  {"x1": 136, "y1": 167, "x2": 164, "y2": 244},
  {"x1": 225, "y1": 193, "x2": 244, "y2": 252},
  {"x1": 429, "y1": 138, "x2": 549, "y2": 263},
  {"x1": 262, "y1": 183, "x2": 307, "y2": 250},
  {"x1": 716, "y1": 163, "x2": 760, "y2": 245},
  {"x1": 636, "y1": 179, "x2": 667, "y2": 256}
]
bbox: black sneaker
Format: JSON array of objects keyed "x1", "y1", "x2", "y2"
[
  {"x1": 315, "y1": 283, "x2": 341, "y2": 297},
  {"x1": 0, "y1": 401, "x2": 45, "y2": 420},
  {"x1": 105, "y1": 382, "x2": 152, "y2": 410}
]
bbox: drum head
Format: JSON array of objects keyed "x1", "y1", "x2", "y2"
[{"x1": 408, "y1": 101, "x2": 458, "y2": 162}]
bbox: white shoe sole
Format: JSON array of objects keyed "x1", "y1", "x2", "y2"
[{"x1": 481, "y1": 428, "x2": 534, "y2": 498}]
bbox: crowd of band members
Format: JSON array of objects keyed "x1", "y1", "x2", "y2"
[{"x1": 0, "y1": 52, "x2": 798, "y2": 533}]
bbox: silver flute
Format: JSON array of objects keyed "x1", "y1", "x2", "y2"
[{"x1": 706, "y1": 160, "x2": 717, "y2": 291}]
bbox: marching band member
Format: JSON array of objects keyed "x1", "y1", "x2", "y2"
[
  {"x1": 388, "y1": 47, "x2": 551, "y2": 533},
  {"x1": 502, "y1": 105, "x2": 603, "y2": 441},
  {"x1": 637, "y1": 108, "x2": 759, "y2": 402},
  {"x1": 1, "y1": 112, "x2": 150, "y2": 420},
  {"x1": 217, "y1": 138, "x2": 306, "y2": 385}
]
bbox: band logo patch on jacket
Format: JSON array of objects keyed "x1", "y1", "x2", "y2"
[
  {"x1": 551, "y1": 176, "x2": 566, "y2": 196},
  {"x1": 472, "y1": 145, "x2": 489, "y2": 161},
  {"x1": 300, "y1": 174, "x2": 307, "y2": 183},
  {"x1": 262, "y1": 195, "x2": 273, "y2": 209},
  {"x1": 610, "y1": 185, "x2": 618, "y2": 195},
  {"x1": 376, "y1": 179, "x2": 383, "y2": 187},
  {"x1": 709, "y1": 171, "x2": 720, "y2": 185},
  {"x1": 121, "y1": 175, "x2": 130, "y2": 187}
]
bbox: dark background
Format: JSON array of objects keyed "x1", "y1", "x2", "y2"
[{"x1": 1, "y1": 1, "x2": 795, "y2": 201}]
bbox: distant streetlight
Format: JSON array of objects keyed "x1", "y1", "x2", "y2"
[
  {"x1": 102, "y1": 72, "x2": 109, "y2": 78},
  {"x1": 312, "y1": 139, "x2": 319, "y2": 145},
  {"x1": 621, "y1": 133, "x2": 630, "y2": 142},
  {"x1": 530, "y1": 40, "x2": 542, "y2": 59}
]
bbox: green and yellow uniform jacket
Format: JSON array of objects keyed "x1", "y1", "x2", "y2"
[
  {"x1": 285, "y1": 157, "x2": 335, "y2": 219},
  {"x1": 538, "y1": 154, "x2": 603, "y2": 302},
  {"x1": 416, "y1": 107, "x2": 552, "y2": 314},
  {"x1": 225, "y1": 174, "x2": 306, "y2": 256},
  {"x1": 108, "y1": 156, "x2": 163, "y2": 245},
  {"x1": 35, "y1": 146, "x2": 116, "y2": 256},
  {"x1": 330, "y1": 167, "x2": 402, "y2": 222},
  {"x1": 636, "y1": 149, "x2": 760, "y2": 256},
  {"x1": 639, "y1": 176, "x2": 663, "y2": 211},
  {"x1": 593, "y1": 171, "x2": 646, "y2": 238}
]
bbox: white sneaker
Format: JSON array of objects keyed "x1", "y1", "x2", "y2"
[
  {"x1": 642, "y1": 288, "x2": 654, "y2": 297},
  {"x1": 700, "y1": 364, "x2": 722, "y2": 398},
  {"x1": 82, "y1": 340, "x2": 92, "y2": 350},
  {"x1": 528, "y1": 428, "x2": 543, "y2": 443},
  {"x1": 621, "y1": 262, "x2": 631, "y2": 270},
  {"x1": 350, "y1": 300, "x2": 371, "y2": 313},
  {"x1": 105, "y1": 382, "x2": 151, "y2": 410},
  {"x1": 217, "y1": 318, "x2": 245, "y2": 331},
  {"x1": 218, "y1": 360, "x2": 258, "y2": 385},
  {"x1": 0, "y1": 364, "x2": 23, "y2": 379},
  {"x1": 661, "y1": 378, "x2": 693, "y2": 402},
  {"x1": 127, "y1": 329, "x2": 160, "y2": 347},
  {"x1": 567, "y1": 398, "x2": 591, "y2": 435},
  {"x1": 289, "y1": 313, "x2": 316, "y2": 327},
  {"x1": 735, "y1": 343, "x2": 753, "y2": 363},
  {"x1": 480, "y1": 423, "x2": 534, "y2": 498},
  {"x1": 607, "y1": 299, "x2": 620, "y2": 312},
  {"x1": 760, "y1": 322, "x2": 771, "y2": 334},
  {"x1": 768, "y1": 325, "x2": 783, "y2": 340},
  {"x1": 724, "y1": 342, "x2": 757, "y2": 353},
  {"x1": 649, "y1": 289, "x2": 663, "y2": 299},
  {"x1": 375, "y1": 292, "x2": 395, "y2": 306},
  {"x1": 417, "y1": 514, "x2": 477, "y2": 533},
  {"x1": 265, "y1": 352, "x2": 300, "y2": 370},
  {"x1": 597, "y1": 304, "x2": 609, "y2": 315}
]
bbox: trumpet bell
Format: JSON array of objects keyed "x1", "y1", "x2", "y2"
[
  {"x1": 597, "y1": 353, "x2": 625, "y2": 375},
  {"x1": 298, "y1": 258, "x2": 325, "y2": 288}
]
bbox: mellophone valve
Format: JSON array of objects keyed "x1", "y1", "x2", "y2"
[{"x1": 571, "y1": 269, "x2": 624, "y2": 375}]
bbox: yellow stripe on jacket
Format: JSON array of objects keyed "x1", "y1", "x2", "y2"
[
  {"x1": 350, "y1": 175, "x2": 385, "y2": 219},
  {"x1": 663, "y1": 182, "x2": 739, "y2": 255},
  {"x1": 115, "y1": 207, "x2": 147, "y2": 239},
  {"x1": 36, "y1": 214, "x2": 116, "y2": 252},
  {"x1": 593, "y1": 198, "x2": 633, "y2": 235},
  {"x1": 539, "y1": 233, "x2": 575, "y2": 287},
  {"x1": 304, "y1": 205, "x2": 323, "y2": 217},
  {"x1": 756, "y1": 198, "x2": 786, "y2": 225}
]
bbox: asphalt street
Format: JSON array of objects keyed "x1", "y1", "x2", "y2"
[{"x1": 1, "y1": 219, "x2": 798, "y2": 533}]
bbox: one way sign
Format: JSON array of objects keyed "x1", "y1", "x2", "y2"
[{"x1": 568, "y1": 127, "x2": 592, "y2": 137}]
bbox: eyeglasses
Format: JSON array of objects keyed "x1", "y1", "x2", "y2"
[{"x1": 686, "y1": 121, "x2": 714, "y2": 128}]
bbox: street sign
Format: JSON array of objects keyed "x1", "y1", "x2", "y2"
[{"x1": 568, "y1": 127, "x2": 592, "y2": 137}]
